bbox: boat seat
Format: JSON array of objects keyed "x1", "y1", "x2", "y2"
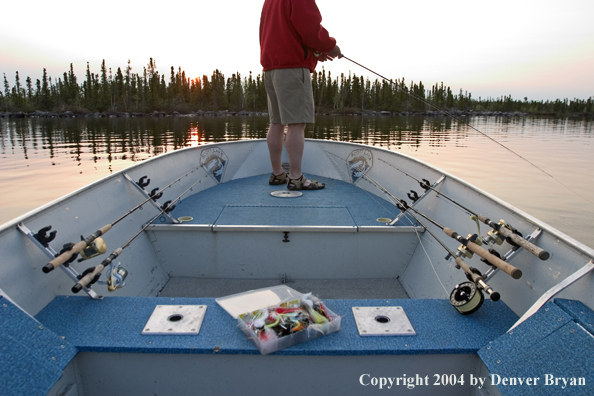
[
  {"x1": 479, "y1": 298, "x2": 594, "y2": 395},
  {"x1": 0, "y1": 296, "x2": 77, "y2": 396},
  {"x1": 36, "y1": 295, "x2": 517, "y2": 355}
]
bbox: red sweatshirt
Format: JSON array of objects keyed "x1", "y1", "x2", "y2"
[{"x1": 260, "y1": 0, "x2": 337, "y2": 73}]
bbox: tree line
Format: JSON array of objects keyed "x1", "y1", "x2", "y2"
[{"x1": 1, "y1": 58, "x2": 592, "y2": 116}]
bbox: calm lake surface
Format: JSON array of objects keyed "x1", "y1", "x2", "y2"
[{"x1": 1, "y1": 115, "x2": 593, "y2": 247}]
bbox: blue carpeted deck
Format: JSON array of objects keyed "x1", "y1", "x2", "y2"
[
  {"x1": 170, "y1": 174, "x2": 416, "y2": 227},
  {"x1": 479, "y1": 299, "x2": 594, "y2": 395},
  {"x1": 36, "y1": 295, "x2": 517, "y2": 356},
  {"x1": 1, "y1": 296, "x2": 78, "y2": 396}
]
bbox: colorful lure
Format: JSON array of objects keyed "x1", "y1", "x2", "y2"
[{"x1": 244, "y1": 295, "x2": 332, "y2": 340}]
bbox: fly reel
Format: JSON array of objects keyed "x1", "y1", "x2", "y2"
[{"x1": 449, "y1": 281, "x2": 484, "y2": 315}]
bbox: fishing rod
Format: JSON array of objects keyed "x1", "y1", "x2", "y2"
[
  {"x1": 377, "y1": 157, "x2": 550, "y2": 261},
  {"x1": 71, "y1": 174, "x2": 207, "y2": 293},
  {"x1": 363, "y1": 172, "x2": 504, "y2": 313},
  {"x1": 345, "y1": 160, "x2": 522, "y2": 280},
  {"x1": 43, "y1": 167, "x2": 202, "y2": 274},
  {"x1": 408, "y1": 208, "x2": 501, "y2": 302},
  {"x1": 324, "y1": 150, "x2": 503, "y2": 307},
  {"x1": 341, "y1": 54, "x2": 594, "y2": 207},
  {"x1": 340, "y1": 55, "x2": 551, "y2": 174},
  {"x1": 396, "y1": 199, "x2": 522, "y2": 279}
]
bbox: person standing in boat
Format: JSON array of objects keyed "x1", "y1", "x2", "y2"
[{"x1": 260, "y1": 0, "x2": 341, "y2": 190}]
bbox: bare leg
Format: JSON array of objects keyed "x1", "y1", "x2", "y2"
[
  {"x1": 285, "y1": 123, "x2": 305, "y2": 179},
  {"x1": 267, "y1": 123, "x2": 285, "y2": 176}
]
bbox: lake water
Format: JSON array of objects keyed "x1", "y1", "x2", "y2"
[{"x1": 1, "y1": 115, "x2": 593, "y2": 248}]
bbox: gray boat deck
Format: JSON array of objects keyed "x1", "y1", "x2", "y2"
[
  {"x1": 158, "y1": 173, "x2": 416, "y2": 299},
  {"x1": 169, "y1": 173, "x2": 416, "y2": 227}
]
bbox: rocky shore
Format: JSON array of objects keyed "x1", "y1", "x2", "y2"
[{"x1": 0, "y1": 109, "x2": 537, "y2": 118}]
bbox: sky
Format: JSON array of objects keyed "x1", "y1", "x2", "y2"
[{"x1": 1, "y1": 0, "x2": 593, "y2": 102}]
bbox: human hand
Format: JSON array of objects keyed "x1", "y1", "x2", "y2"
[{"x1": 316, "y1": 45, "x2": 342, "y2": 62}]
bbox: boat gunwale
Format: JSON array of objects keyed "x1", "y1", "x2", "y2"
[{"x1": 1, "y1": 138, "x2": 592, "y2": 261}]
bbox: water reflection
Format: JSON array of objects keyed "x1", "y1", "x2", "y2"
[
  {"x1": 1, "y1": 115, "x2": 593, "y2": 247},
  {"x1": 3, "y1": 116, "x2": 591, "y2": 166}
]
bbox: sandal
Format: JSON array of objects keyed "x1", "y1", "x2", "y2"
[
  {"x1": 287, "y1": 175, "x2": 325, "y2": 190},
  {"x1": 269, "y1": 171, "x2": 288, "y2": 185}
]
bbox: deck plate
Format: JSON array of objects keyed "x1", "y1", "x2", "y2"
[
  {"x1": 142, "y1": 305, "x2": 206, "y2": 335},
  {"x1": 270, "y1": 191, "x2": 303, "y2": 198},
  {"x1": 352, "y1": 306, "x2": 416, "y2": 336}
]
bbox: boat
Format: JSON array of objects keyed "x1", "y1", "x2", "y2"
[{"x1": 1, "y1": 138, "x2": 592, "y2": 395}]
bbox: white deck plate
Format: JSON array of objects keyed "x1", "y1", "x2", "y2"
[
  {"x1": 352, "y1": 306, "x2": 416, "y2": 336},
  {"x1": 270, "y1": 191, "x2": 303, "y2": 198},
  {"x1": 142, "y1": 305, "x2": 207, "y2": 335}
]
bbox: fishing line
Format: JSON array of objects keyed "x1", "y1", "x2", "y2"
[{"x1": 340, "y1": 55, "x2": 594, "y2": 205}]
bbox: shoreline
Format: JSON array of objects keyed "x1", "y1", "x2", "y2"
[{"x1": 1, "y1": 109, "x2": 590, "y2": 119}]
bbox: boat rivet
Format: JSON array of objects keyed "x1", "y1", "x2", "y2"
[
  {"x1": 487, "y1": 346, "x2": 491, "y2": 350},
  {"x1": 39, "y1": 326, "x2": 44, "y2": 330},
  {"x1": 558, "y1": 318, "x2": 562, "y2": 322},
  {"x1": 2, "y1": 304, "x2": 6, "y2": 307},
  {"x1": 405, "y1": 344, "x2": 409, "y2": 347},
  {"x1": 362, "y1": 330, "x2": 367, "y2": 333},
  {"x1": 147, "y1": 342, "x2": 151, "y2": 345},
  {"x1": 61, "y1": 345, "x2": 65, "y2": 348},
  {"x1": 570, "y1": 329, "x2": 575, "y2": 334},
  {"x1": 214, "y1": 346, "x2": 221, "y2": 353},
  {"x1": 145, "y1": 328, "x2": 150, "y2": 332},
  {"x1": 545, "y1": 308, "x2": 549, "y2": 311},
  {"x1": 509, "y1": 331, "x2": 513, "y2": 335},
  {"x1": 168, "y1": 329, "x2": 173, "y2": 331},
  {"x1": 52, "y1": 357, "x2": 56, "y2": 361},
  {"x1": 497, "y1": 360, "x2": 501, "y2": 364}
]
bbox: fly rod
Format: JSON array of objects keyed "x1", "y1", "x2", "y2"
[
  {"x1": 325, "y1": 150, "x2": 504, "y2": 300},
  {"x1": 357, "y1": 167, "x2": 522, "y2": 280},
  {"x1": 406, "y1": 207, "x2": 500, "y2": 301},
  {"x1": 397, "y1": 199, "x2": 522, "y2": 279},
  {"x1": 71, "y1": 174, "x2": 207, "y2": 293},
  {"x1": 43, "y1": 167, "x2": 201, "y2": 273},
  {"x1": 377, "y1": 157, "x2": 550, "y2": 260}
]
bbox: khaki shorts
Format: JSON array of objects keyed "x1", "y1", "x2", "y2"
[{"x1": 264, "y1": 68, "x2": 315, "y2": 125}]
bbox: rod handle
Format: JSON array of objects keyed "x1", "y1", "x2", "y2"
[
  {"x1": 444, "y1": 228, "x2": 522, "y2": 279},
  {"x1": 477, "y1": 215, "x2": 549, "y2": 260},
  {"x1": 466, "y1": 241, "x2": 522, "y2": 279},
  {"x1": 477, "y1": 279, "x2": 500, "y2": 302},
  {"x1": 72, "y1": 247, "x2": 121, "y2": 293},
  {"x1": 43, "y1": 224, "x2": 112, "y2": 273}
]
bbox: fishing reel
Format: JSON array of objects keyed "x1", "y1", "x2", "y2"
[
  {"x1": 486, "y1": 228, "x2": 504, "y2": 245},
  {"x1": 456, "y1": 234, "x2": 482, "y2": 259},
  {"x1": 97, "y1": 261, "x2": 128, "y2": 292},
  {"x1": 449, "y1": 281, "x2": 484, "y2": 315},
  {"x1": 77, "y1": 237, "x2": 107, "y2": 262}
]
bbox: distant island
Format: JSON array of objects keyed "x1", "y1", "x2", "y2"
[{"x1": 1, "y1": 58, "x2": 592, "y2": 117}]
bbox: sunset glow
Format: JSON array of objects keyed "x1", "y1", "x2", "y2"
[{"x1": 0, "y1": 0, "x2": 592, "y2": 101}]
